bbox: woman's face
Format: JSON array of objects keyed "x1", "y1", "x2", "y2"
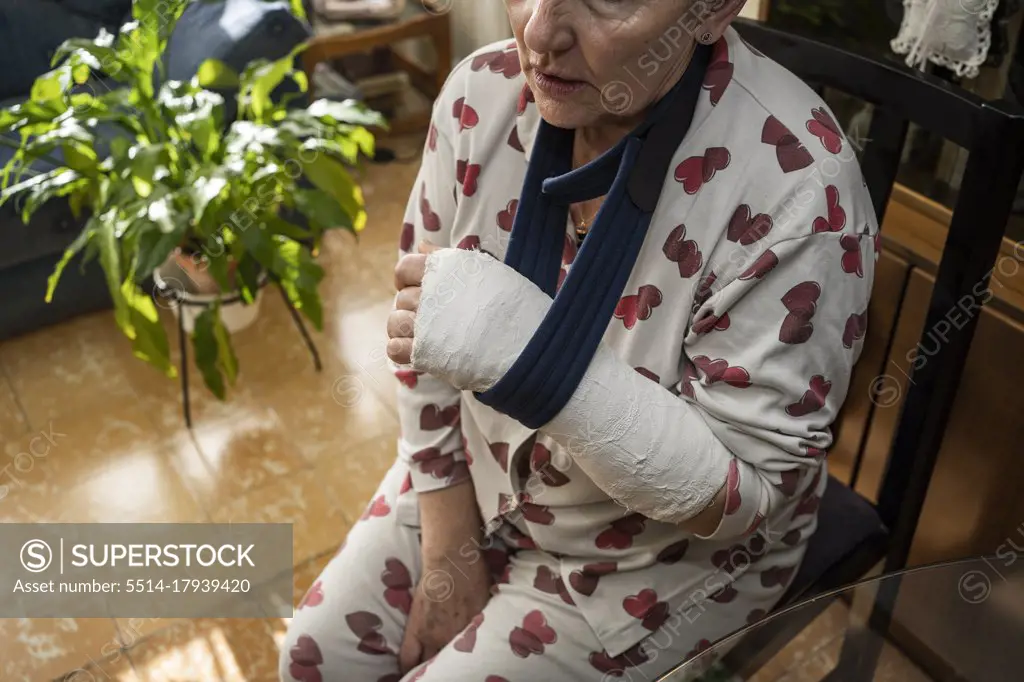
[{"x1": 505, "y1": 0, "x2": 731, "y2": 129}]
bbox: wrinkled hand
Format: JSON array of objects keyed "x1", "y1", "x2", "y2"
[
  {"x1": 387, "y1": 241, "x2": 440, "y2": 365},
  {"x1": 398, "y1": 557, "x2": 492, "y2": 675},
  {"x1": 387, "y1": 244, "x2": 553, "y2": 391}
]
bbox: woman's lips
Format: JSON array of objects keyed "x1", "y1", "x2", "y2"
[{"x1": 533, "y1": 70, "x2": 586, "y2": 97}]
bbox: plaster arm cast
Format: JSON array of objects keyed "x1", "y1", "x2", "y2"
[{"x1": 412, "y1": 229, "x2": 873, "y2": 541}]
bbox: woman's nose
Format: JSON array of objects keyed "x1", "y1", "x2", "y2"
[{"x1": 522, "y1": 0, "x2": 575, "y2": 55}]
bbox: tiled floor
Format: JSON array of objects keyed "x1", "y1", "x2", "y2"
[{"x1": 0, "y1": 138, "x2": 928, "y2": 681}]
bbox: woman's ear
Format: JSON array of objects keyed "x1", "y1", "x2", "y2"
[{"x1": 695, "y1": 0, "x2": 748, "y2": 44}]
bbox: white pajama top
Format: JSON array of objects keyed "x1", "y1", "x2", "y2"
[{"x1": 391, "y1": 28, "x2": 878, "y2": 660}]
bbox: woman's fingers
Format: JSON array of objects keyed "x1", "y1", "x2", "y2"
[
  {"x1": 394, "y1": 286, "x2": 421, "y2": 312},
  {"x1": 394, "y1": 253, "x2": 427, "y2": 291},
  {"x1": 387, "y1": 309, "x2": 416, "y2": 339},
  {"x1": 397, "y1": 629, "x2": 423, "y2": 675},
  {"x1": 387, "y1": 337, "x2": 414, "y2": 365}
]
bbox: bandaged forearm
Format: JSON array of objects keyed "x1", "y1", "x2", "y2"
[
  {"x1": 410, "y1": 248, "x2": 732, "y2": 524},
  {"x1": 540, "y1": 342, "x2": 732, "y2": 524}
]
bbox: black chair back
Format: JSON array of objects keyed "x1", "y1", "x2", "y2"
[{"x1": 734, "y1": 17, "x2": 1024, "y2": 573}]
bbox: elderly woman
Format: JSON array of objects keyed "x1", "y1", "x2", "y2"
[{"x1": 281, "y1": 0, "x2": 876, "y2": 680}]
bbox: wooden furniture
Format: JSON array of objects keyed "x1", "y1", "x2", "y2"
[
  {"x1": 301, "y1": 2, "x2": 452, "y2": 136},
  {"x1": 708, "y1": 18, "x2": 1024, "y2": 682}
]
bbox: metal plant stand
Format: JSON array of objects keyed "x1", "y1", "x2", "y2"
[{"x1": 162, "y1": 279, "x2": 322, "y2": 429}]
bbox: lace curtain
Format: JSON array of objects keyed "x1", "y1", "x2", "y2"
[{"x1": 891, "y1": 0, "x2": 1003, "y2": 78}]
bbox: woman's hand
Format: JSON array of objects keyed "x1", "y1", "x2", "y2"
[
  {"x1": 398, "y1": 553, "x2": 492, "y2": 674},
  {"x1": 387, "y1": 241, "x2": 440, "y2": 365}
]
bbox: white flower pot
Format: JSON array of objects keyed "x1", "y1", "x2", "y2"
[{"x1": 153, "y1": 268, "x2": 265, "y2": 335}]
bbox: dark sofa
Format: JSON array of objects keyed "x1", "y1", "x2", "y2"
[{"x1": 0, "y1": 0, "x2": 310, "y2": 341}]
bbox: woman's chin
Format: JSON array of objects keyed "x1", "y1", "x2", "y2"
[{"x1": 534, "y1": 98, "x2": 599, "y2": 130}]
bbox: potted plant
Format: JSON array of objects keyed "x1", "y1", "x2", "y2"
[{"x1": 0, "y1": 0, "x2": 384, "y2": 399}]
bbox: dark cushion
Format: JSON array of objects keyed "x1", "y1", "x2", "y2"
[
  {"x1": 0, "y1": 0, "x2": 107, "y2": 100},
  {"x1": 783, "y1": 475, "x2": 888, "y2": 603}
]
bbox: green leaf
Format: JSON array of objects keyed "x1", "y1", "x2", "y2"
[
  {"x1": 94, "y1": 211, "x2": 130, "y2": 334},
  {"x1": 301, "y1": 154, "x2": 367, "y2": 232},
  {"x1": 275, "y1": 241, "x2": 324, "y2": 329},
  {"x1": 62, "y1": 143, "x2": 98, "y2": 175},
  {"x1": 190, "y1": 176, "x2": 228, "y2": 223},
  {"x1": 196, "y1": 59, "x2": 240, "y2": 89},
  {"x1": 30, "y1": 65, "x2": 72, "y2": 103},
  {"x1": 306, "y1": 98, "x2": 387, "y2": 128},
  {"x1": 122, "y1": 279, "x2": 174, "y2": 376},
  {"x1": 289, "y1": 0, "x2": 308, "y2": 21},
  {"x1": 134, "y1": 228, "x2": 183, "y2": 281},
  {"x1": 242, "y1": 56, "x2": 293, "y2": 121},
  {"x1": 293, "y1": 187, "x2": 353, "y2": 233},
  {"x1": 192, "y1": 305, "x2": 238, "y2": 400},
  {"x1": 46, "y1": 224, "x2": 95, "y2": 302}
]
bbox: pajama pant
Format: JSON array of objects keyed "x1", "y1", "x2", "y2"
[{"x1": 279, "y1": 461, "x2": 752, "y2": 682}]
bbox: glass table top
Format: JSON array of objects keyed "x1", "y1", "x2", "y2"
[{"x1": 657, "y1": 555, "x2": 1024, "y2": 682}]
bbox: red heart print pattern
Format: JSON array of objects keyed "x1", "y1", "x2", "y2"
[
  {"x1": 674, "y1": 147, "x2": 731, "y2": 194},
  {"x1": 289, "y1": 634, "x2": 324, "y2": 682},
  {"x1": 747, "y1": 608, "x2": 768, "y2": 625},
  {"x1": 807, "y1": 107, "x2": 843, "y2": 154},
  {"x1": 692, "y1": 271, "x2": 718, "y2": 314},
  {"x1": 874, "y1": 231, "x2": 882, "y2": 255},
  {"x1": 509, "y1": 610, "x2": 557, "y2": 658},
  {"x1": 517, "y1": 83, "x2": 535, "y2": 115},
  {"x1": 452, "y1": 97, "x2": 479, "y2": 132},
  {"x1": 614, "y1": 285, "x2": 663, "y2": 330},
  {"x1": 298, "y1": 580, "x2": 323, "y2": 610},
  {"x1": 563, "y1": 232, "x2": 578, "y2": 267},
  {"x1": 453, "y1": 612, "x2": 484, "y2": 653},
  {"x1": 486, "y1": 678, "x2": 510, "y2": 682},
  {"x1": 420, "y1": 403, "x2": 460, "y2": 430},
  {"x1": 521, "y1": 501, "x2": 555, "y2": 525},
  {"x1": 360, "y1": 495, "x2": 391, "y2": 521},
  {"x1": 470, "y1": 48, "x2": 522, "y2": 78},
  {"x1": 745, "y1": 512, "x2": 766, "y2": 536},
  {"x1": 776, "y1": 469, "x2": 802, "y2": 496},
  {"x1": 456, "y1": 235, "x2": 480, "y2": 251},
  {"x1": 740, "y1": 250, "x2": 780, "y2": 281},
  {"x1": 806, "y1": 446, "x2": 827, "y2": 458},
  {"x1": 595, "y1": 514, "x2": 646, "y2": 550},
  {"x1": 623, "y1": 589, "x2": 670, "y2": 630},
  {"x1": 687, "y1": 639, "x2": 713, "y2": 661},
  {"x1": 692, "y1": 311, "x2": 730, "y2": 335},
  {"x1": 589, "y1": 642, "x2": 650, "y2": 675},
  {"x1": 505, "y1": 524, "x2": 537, "y2": 550},
  {"x1": 679, "y1": 359, "x2": 699, "y2": 399},
  {"x1": 724, "y1": 459, "x2": 742, "y2": 515},
  {"x1": 795, "y1": 492, "x2": 821, "y2": 517},
  {"x1": 663, "y1": 224, "x2": 703, "y2": 278},
  {"x1": 710, "y1": 584, "x2": 738, "y2": 603},
  {"x1": 530, "y1": 442, "x2": 570, "y2": 487},
  {"x1": 497, "y1": 199, "x2": 517, "y2": 232},
  {"x1": 703, "y1": 39, "x2": 733, "y2": 106},
  {"x1": 782, "y1": 529, "x2": 802, "y2": 546},
  {"x1": 786, "y1": 375, "x2": 832, "y2": 417},
  {"x1": 507, "y1": 125, "x2": 524, "y2": 152},
  {"x1": 427, "y1": 123, "x2": 438, "y2": 152},
  {"x1": 843, "y1": 311, "x2": 868, "y2": 348},
  {"x1": 692, "y1": 356, "x2": 752, "y2": 389},
  {"x1": 533, "y1": 565, "x2": 575, "y2": 606},
  {"x1": 416, "y1": 452, "x2": 467, "y2": 481},
  {"x1": 779, "y1": 281, "x2": 821, "y2": 345},
  {"x1": 462, "y1": 434, "x2": 474, "y2": 466},
  {"x1": 762, "y1": 116, "x2": 814, "y2": 173},
  {"x1": 399, "y1": 222, "x2": 414, "y2": 253},
  {"x1": 489, "y1": 442, "x2": 509, "y2": 472},
  {"x1": 399, "y1": 473, "x2": 412, "y2": 495},
  {"x1": 406, "y1": 662, "x2": 430, "y2": 682},
  {"x1": 456, "y1": 159, "x2": 481, "y2": 197},
  {"x1": 657, "y1": 539, "x2": 690, "y2": 564},
  {"x1": 381, "y1": 557, "x2": 413, "y2": 615},
  {"x1": 569, "y1": 562, "x2": 618, "y2": 596},
  {"x1": 345, "y1": 611, "x2": 393, "y2": 656},
  {"x1": 761, "y1": 565, "x2": 796, "y2": 588},
  {"x1": 812, "y1": 185, "x2": 846, "y2": 233},
  {"x1": 419, "y1": 184, "x2": 441, "y2": 232},
  {"x1": 727, "y1": 205, "x2": 774, "y2": 245},
  {"x1": 394, "y1": 369, "x2": 421, "y2": 389},
  {"x1": 840, "y1": 234, "x2": 864, "y2": 277},
  {"x1": 484, "y1": 547, "x2": 510, "y2": 579},
  {"x1": 634, "y1": 367, "x2": 660, "y2": 384}
]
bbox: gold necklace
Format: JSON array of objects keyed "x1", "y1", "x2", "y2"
[{"x1": 572, "y1": 204, "x2": 598, "y2": 240}]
